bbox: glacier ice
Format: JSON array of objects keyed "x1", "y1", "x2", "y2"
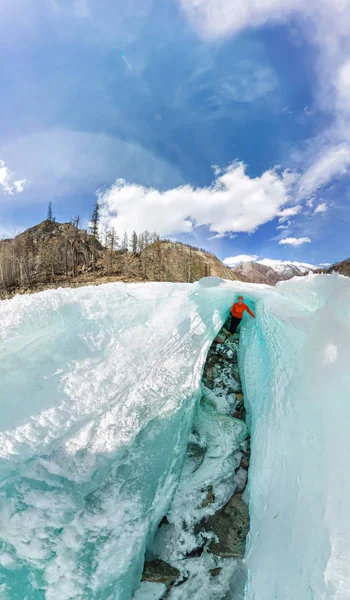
[
  {"x1": 240, "y1": 273, "x2": 350, "y2": 600},
  {"x1": 0, "y1": 273, "x2": 350, "y2": 599}
]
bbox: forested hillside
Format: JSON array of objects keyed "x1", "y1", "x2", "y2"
[{"x1": 0, "y1": 219, "x2": 236, "y2": 298}]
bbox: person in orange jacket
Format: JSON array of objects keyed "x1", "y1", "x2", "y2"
[{"x1": 229, "y1": 295, "x2": 255, "y2": 335}]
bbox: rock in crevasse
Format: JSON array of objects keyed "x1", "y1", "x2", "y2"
[
  {"x1": 142, "y1": 559, "x2": 180, "y2": 587},
  {"x1": 208, "y1": 494, "x2": 250, "y2": 558}
]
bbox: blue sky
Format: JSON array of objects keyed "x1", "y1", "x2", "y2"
[{"x1": 0, "y1": 0, "x2": 349, "y2": 267}]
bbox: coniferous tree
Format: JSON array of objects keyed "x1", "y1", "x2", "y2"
[
  {"x1": 90, "y1": 201, "x2": 100, "y2": 239},
  {"x1": 70, "y1": 215, "x2": 80, "y2": 277},
  {"x1": 90, "y1": 200, "x2": 100, "y2": 271},
  {"x1": 47, "y1": 202, "x2": 54, "y2": 221}
]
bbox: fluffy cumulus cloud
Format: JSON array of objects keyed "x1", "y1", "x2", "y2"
[
  {"x1": 223, "y1": 254, "x2": 259, "y2": 268},
  {"x1": 99, "y1": 162, "x2": 291, "y2": 237},
  {"x1": 0, "y1": 160, "x2": 26, "y2": 196},
  {"x1": 279, "y1": 237, "x2": 311, "y2": 246}
]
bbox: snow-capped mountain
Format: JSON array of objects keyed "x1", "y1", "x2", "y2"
[
  {"x1": 232, "y1": 261, "x2": 282, "y2": 285},
  {"x1": 224, "y1": 255, "x2": 318, "y2": 283},
  {"x1": 257, "y1": 259, "x2": 317, "y2": 280}
]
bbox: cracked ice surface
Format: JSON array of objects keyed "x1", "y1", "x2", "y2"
[{"x1": 0, "y1": 274, "x2": 350, "y2": 599}]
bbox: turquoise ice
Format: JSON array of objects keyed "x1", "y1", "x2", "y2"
[{"x1": 0, "y1": 274, "x2": 349, "y2": 599}]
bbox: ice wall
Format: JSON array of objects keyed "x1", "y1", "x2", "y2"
[
  {"x1": 239, "y1": 273, "x2": 350, "y2": 600},
  {"x1": 0, "y1": 281, "x2": 236, "y2": 600},
  {"x1": 1, "y1": 274, "x2": 350, "y2": 600}
]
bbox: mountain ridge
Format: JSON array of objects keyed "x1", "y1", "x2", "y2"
[{"x1": 0, "y1": 220, "x2": 237, "y2": 299}]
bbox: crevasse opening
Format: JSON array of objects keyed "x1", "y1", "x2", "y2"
[{"x1": 142, "y1": 297, "x2": 254, "y2": 599}]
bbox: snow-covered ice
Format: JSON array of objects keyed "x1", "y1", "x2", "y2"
[{"x1": 0, "y1": 273, "x2": 349, "y2": 599}]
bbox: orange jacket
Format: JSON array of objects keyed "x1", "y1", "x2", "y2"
[{"x1": 230, "y1": 302, "x2": 255, "y2": 319}]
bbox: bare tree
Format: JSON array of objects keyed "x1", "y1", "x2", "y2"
[
  {"x1": 121, "y1": 231, "x2": 129, "y2": 252},
  {"x1": 71, "y1": 215, "x2": 80, "y2": 230},
  {"x1": 104, "y1": 228, "x2": 119, "y2": 274},
  {"x1": 130, "y1": 230, "x2": 138, "y2": 253},
  {"x1": 138, "y1": 233, "x2": 145, "y2": 253}
]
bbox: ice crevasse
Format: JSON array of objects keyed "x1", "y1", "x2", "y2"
[{"x1": 0, "y1": 273, "x2": 349, "y2": 599}]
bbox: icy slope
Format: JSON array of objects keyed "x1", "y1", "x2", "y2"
[{"x1": 1, "y1": 274, "x2": 350, "y2": 599}]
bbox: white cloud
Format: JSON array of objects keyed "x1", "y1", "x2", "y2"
[
  {"x1": 320, "y1": 262, "x2": 331, "y2": 266},
  {"x1": 278, "y1": 237, "x2": 311, "y2": 246},
  {"x1": 314, "y1": 202, "x2": 328, "y2": 214},
  {"x1": 223, "y1": 254, "x2": 259, "y2": 268},
  {"x1": 276, "y1": 221, "x2": 291, "y2": 229},
  {"x1": 176, "y1": 0, "x2": 304, "y2": 40},
  {"x1": 99, "y1": 162, "x2": 291, "y2": 237},
  {"x1": 278, "y1": 205, "x2": 301, "y2": 222},
  {"x1": 297, "y1": 144, "x2": 350, "y2": 200},
  {"x1": 208, "y1": 232, "x2": 237, "y2": 240},
  {"x1": 0, "y1": 160, "x2": 26, "y2": 196},
  {"x1": 335, "y1": 59, "x2": 350, "y2": 115}
]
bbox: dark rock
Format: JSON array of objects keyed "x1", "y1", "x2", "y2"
[
  {"x1": 209, "y1": 567, "x2": 222, "y2": 577},
  {"x1": 233, "y1": 398, "x2": 246, "y2": 420},
  {"x1": 208, "y1": 494, "x2": 249, "y2": 558},
  {"x1": 185, "y1": 546, "x2": 204, "y2": 558},
  {"x1": 201, "y1": 485, "x2": 215, "y2": 508},
  {"x1": 142, "y1": 559, "x2": 180, "y2": 586},
  {"x1": 240, "y1": 454, "x2": 250, "y2": 471},
  {"x1": 158, "y1": 516, "x2": 169, "y2": 528},
  {"x1": 173, "y1": 575, "x2": 189, "y2": 587},
  {"x1": 187, "y1": 442, "x2": 206, "y2": 464}
]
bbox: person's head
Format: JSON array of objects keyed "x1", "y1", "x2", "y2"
[{"x1": 237, "y1": 295, "x2": 244, "y2": 305}]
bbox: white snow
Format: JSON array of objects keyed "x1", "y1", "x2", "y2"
[
  {"x1": 223, "y1": 255, "x2": 318, "y2": 273},
  {"x1": 0, "y1": 273, "x2": 349, "y2": 599},
  {"x1": 257, "y1": 257, "x2": 318, "y2": 273},
  {"x1": 132, "y1": 582, "x2": 167, "y2": 600}
]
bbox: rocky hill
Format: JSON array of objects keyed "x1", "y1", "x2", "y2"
[
  {"x1": 315, "y1": 258, "x2": 350, "y2": 277},
  {"x1": 0, "y1": 221, "x2": 236, "y2": 298}
]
